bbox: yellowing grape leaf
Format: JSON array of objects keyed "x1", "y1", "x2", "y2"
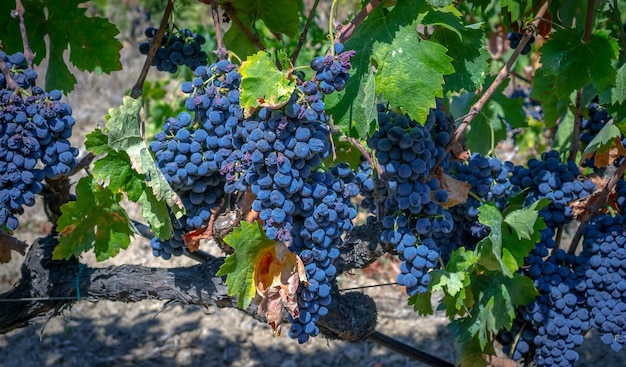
[
  {"x1": 256, "y1": 241, "x2": 306, "y2": 337},
  {"x1": 216, "y1": 221, "x2": 279, "y2": 309},
  {"x1": 239, "y1": 51, "x2": 296, "y2": 116}
]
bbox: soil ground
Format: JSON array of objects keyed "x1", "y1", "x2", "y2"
[{"x1": 1, "y1": 18, "x2": 626, "y2": 367}]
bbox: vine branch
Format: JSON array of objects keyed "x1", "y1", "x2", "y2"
[
  {"x1": 290, "y1": 0, "x2": 321, "y2": 65},
  {"x1": 210, "y1": 0, "x2": 227, "y2": 60},
  {"x1": 337, "y1": 0, "x2": 384, "y2": 43},
  {"x1": 450, "y1": 1, "x2": 550, "y2": 148},
  {"x1": 568, "y1": 159, "x2": 626, "y2": 255},
  {"x1": 13, "y1": 0, "x2": 34, "y2": 70},
  {"x1": 569, "y1": 89, "x2": 583, "y2": 162},
  {"x1": 222, "y1": 4, "x2": 265, "y2": 51},
  {"x1": 130, "y1": 0, "x2": 175, "y2": 99},
  {"x1": 583, "y1": 0, "x2": 595, "y2": 43},
  {"x1": 0, "y1": 235, "x2": 378, "y2": 343}
]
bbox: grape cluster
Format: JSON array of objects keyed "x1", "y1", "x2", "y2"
[
  {"x1": 288, "y1": 167, "x2": 357, "y2": 343},
  {"x1": 245, "y1": 87, "x2": 332, "y2": 242},
  {"x1": 139, "y1": 26, "x2": 208, "y2": 73},
  {"x1": 423, "y1": 100, "x2": 455, "y2": 173},
  {"x1": 510, "y1": 150, "x2": 596, "y2": 229},
  {"x1": 445, "y1": 154, "x2": 514, "y2": 258},
  {"x1": 367, "y1": 107, "x2": 453, "y2": 295},
  {"x1": 148, "y1": 46, "x2": 358, "y2": 344},
  {"x1": 524, "y1": 248, "x2": 590, "y2": 366},
  {"x1": 0, "y1": 51, "x2": 37, "y2": 89},
  {"x1": 149, "y1": 61, "x2": 244, "y2": 258},
  {"x1": 310, "y1": 43, "x2": 356, "y2": 94},
  {"x1": 581, "y1": 213, "x2": 626, "y2": 352},
  {"x1": 507, "y1": 31, "x2": 535, "y2": 55},
  {"x1": 0, "y1": 53, "x2": 79, "y2": 231}
]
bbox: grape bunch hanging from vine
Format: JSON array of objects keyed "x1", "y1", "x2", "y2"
[{"x1": 2, "y1": 0, "x2": 626, "y2": 366}]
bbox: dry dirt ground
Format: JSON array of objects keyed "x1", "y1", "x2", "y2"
[{"x1": 1, "y1": 29, "x2": 626, "y2": 367}]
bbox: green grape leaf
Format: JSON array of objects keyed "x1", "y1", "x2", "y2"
[
  {"x1": 477, "y1": 203, "x2": 511, "y2": 277},
  {"x1": 427, "y1": 248, "x2": 478, "y2": 317},
  {"x1": 224, "y1": 25, "x2": 259, "y2": 60},
  {"x1": 432, "y1": 26, "x2": 489, "y2": 93},
  {"x1": 530, "y1": 68, "x2": 570, "y2": 126},
  {"x1": 409, "y1": 291, "x2": 434, "y2": 315},
  {"x1": 326, "y1": 69, "x2": 378, "y2": 139},
  {"x1": 105, "y1": 96, "x2": 184, "y2": 216},
  {"x1": 427, "y1": 0, "x2": 455, "y2": 7},
  {"x1": 502, "y1": 201, "x2": 547, "y2": 271},
  {"x1": 0, "y1": 0, "x2": 122, "y2": 93},
  {"x1": 467, "y1": 104, "x2": 507, "y2": 155},
  {"x1": 216, "y1": 221, "x2": 277, "y2": 309},
  {"x1": 53, "y1": 175, "x2": 134, "y2": 261},
  {"x1": 85, "y1": 130, "x2": 173, "y2": 239},
  {"x1": 501, "y1": 0, "x2": 532, "y2": 23},
  {"x1": 218, "y1": 0, "x2": 300, "y2": 58},
  {"x1": 611, "y1": 63, "x2": 626, "y2": 106},
  {"x1": 239, "y1": 51, "x2": 296, "y2": 114},
  {"x1": 540, "y1": 29, "x2": 619, "y2": 98},
  {"x1": 220, "y1": 0, "x2": 300, "y2": 37},
  {"x1": 257, "y1": 0, "x2": 301, "y2": 37},
  {"x1": 491, "y1": 91, "x2": 526, "y2": 129},
  {"x1": 504, "y1": 199, "x2": 549, "y2": 240},
  {"x1": 457, "y1": 337, "x2": 489, "y2": 367},
  {"x1": 326, "y1": 0, "x2": 453, "y2": 134},
  {"x1": 372, "y1": 23, "x2": 454, "y2": 124},
  {"x1": 448, "y1": 272, "x2": 537, "y2": 350}
]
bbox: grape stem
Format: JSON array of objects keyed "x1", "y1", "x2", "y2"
[
  {"x1": 329, "y1": 0, "x2": 340, "y2": 57},
  {"x1": 567, "y1": 159, "x2": 626, "y2": 255},
  {"x1": 568, "y1": 89, "x2": 583, "y2": 162},
  {"x1": 348, "y1": 137, "x2": 384, "y2": 177},
  {"x1": 210, "y1": 0, "x2": 228, "y2": 61},
  {"x1": 0, "y1": 57, "x2": 19, "y2": 91},
  {"x1": 582, "y1": 0, "x2": 595, "y2": 43},
  {"x1": 290, "y1": 0, "x2": 321, "y2": 65},
  {"x1": 13, "y1": 0, "x2": 34, "y2": 71},
  {"x1": 337, "y1": 0, "x2": 385, "y2": 43},
  {"x1": 449, "y1": 0, "x2": 551, "y2": 150},
  {"x1": 130, "y1": 0, "x2": 175, "y2": 99},
  {"x1": 222, "y1": 4, "x2": 265, "y2": 51}
]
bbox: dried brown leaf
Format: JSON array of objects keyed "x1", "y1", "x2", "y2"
[
  {"x1": 483, "y1": 354, "x2": 518, "y2": 367},
  {"x1": 437, "y1": 172, "x2": 471, "y2": 208},
  {"x1": 256, "y1": 241, "x2": 306, "y2": 337}
]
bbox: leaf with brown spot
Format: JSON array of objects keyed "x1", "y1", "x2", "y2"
[
  {"x1": 0, "y1": 231, "x2": 27, "y2": 263},
  {"x1": 256, "y1": 241, "x2": 306, "y2": 337}
]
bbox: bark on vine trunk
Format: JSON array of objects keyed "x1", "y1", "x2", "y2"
[{"x1": 0, "y1": 234, "x2": 379, "y2": 341}]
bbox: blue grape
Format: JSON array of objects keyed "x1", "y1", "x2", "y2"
[{"x1": 139, "y1": 27, "x2": 208, "y2": 73}]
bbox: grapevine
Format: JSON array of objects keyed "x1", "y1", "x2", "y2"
[{"x1": 3, "y1": 1, "x2": 626, "y2": 367}]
